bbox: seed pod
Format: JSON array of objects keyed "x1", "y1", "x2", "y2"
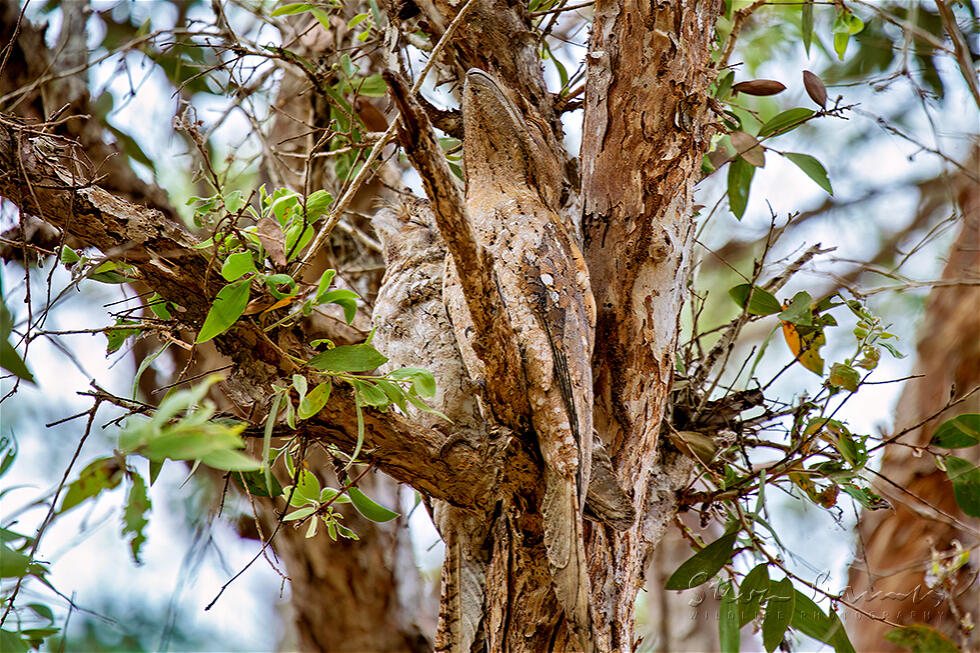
[
  {"x1": 803, "y1": 70, "x2": 828, "y2": 109},
  {"x1": 731, "y1": 79, "x2": 786, "y2": 96}
]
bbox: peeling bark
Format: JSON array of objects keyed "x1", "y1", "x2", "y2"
[{"x1": 579, "y1": 1, "x2": 720, "y2": 646}]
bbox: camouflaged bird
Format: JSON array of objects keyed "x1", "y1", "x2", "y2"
[
  {"x1": 446, "y1": 68, "x2": 597, "y2": 649},
  {"x1": 370, "y1": 199, "x2": 491, "y2": 652}
]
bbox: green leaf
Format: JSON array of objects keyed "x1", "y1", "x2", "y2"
[
  {"x1": 778, "y1": 291, "x2": 813, "y2": 326},
  {"x1": 59, "y1": 246, "x2": 80, "y2": 265},
  {"x1": 716, "y1": 70, "x2": 734, "y2": 100},
  {"x1": 0, "y1": 340, "x2": 35, "y2": 384},
  {"x1": 880, "y1": 341, "x2": 905, "y2": 359},
  {"x1": 720, "y1": 582, "x2": 740, "y2": 653},
  {"x1": 59, "y1": 457, "x2": 125, "y2": 514},
  {"x1": 783, "y1": 152, "x2": 834, "y2": 195},
  {"x1": 0, "y1": 542, "x2": 30, "y2": 578},
  {"x1": 0, "y1": 296, "x2": 12, "y2": 342},
  {"x1": 762, "y1": 578, "x2": 794, "y2": 652},
  {"x1": 729, "y1": 284, "x2": 782, "y2": 316},
  {"x1": 263, "y1": 273, "x2": 297, "y2": 300},
  {"x1": 308, "y1": 343, "x2": 387, "y2": 372},
  {"x1": 352, "y1": 401, "x2": 366, "y2": 462},
  {"x1": 945, "y1": 456, "x2": 980, "y2": 517},
  {"x1": 0, "y1": 630, "x2": 29, "y2": 653},
  {"x1": 738, "y1": 563, "x2": 770, "y2": 626},
  {"x1": 801, "y1": 0, "x2": 813, "y2": 55},
  {"x1": 137, "y1": 426, "x2": 232, "y2": 461},
  {"x1": 132, "y1": 342, "x2": 170, "y2": 399},
  {"x1": 404, "y1": 392, "x2": 449, "y2": 421},
  {"x1": 827, "y1": 609, "x2": 856, "y2": 653},
  {"x1": 284, "y1": 223, "x2": 314, "y2": 260},
  {"x1": 147, "y1": 293, "x2": 173, "y2": 320},
  {"x1": 348, "y1": 486, "x2": 399, "y2": 522},
  {"x1": 283, "y1": 505, "x2": 316, "y2": 521},
  {"x1": 315, "y1": 269, "x2": 337, "y2": 301},
  {"x1": 353, "y1": 379, "x2": 389, "y2": 407},
  {"x1": 25, "y1": 603, "x2": 54, "y2": 623},
  {"x1": 298, "y1": 381, "x2": 332, "y2": 419},
  {"x1": 354, "y1": 74, "x2": 387, "y2": 98},
  {"x1": 884, "y1": 625, "x2": 959, "y2": 653},
  {"x1": 832, "y1": 10, "x2": 864, "y2": 60},
  {"x1": 304, "y1": 190, "x2": 334, "y2": 221},
  {"x1": 390, "y1": 367, "x2": 437, "y2": 398},
  {"x1": 840, "y1": 483, "x2": 889, "y2": 510},
  {"x1": 196, "y1": 278, "x2": 251, "y2": 343},
  {"x1": 271, "y1": 3, "x2": 313, "y2": 16},
  {"x1": 833, "y1": 32, "x2": 850, "y2": 60},
  {"x1": 319, "y1": 487, "x2": 351, "y2": 504},
  {"x1": 664, "y1": 530, "x2": 739, "y2": 590},
  {"x1": 198, "y1": 448, "x2": 262, "y2": 471},
  {"x1": 790, "y1": 590, "x2": 854, "y2": 653},
  {"x1": 89, "y1": 260, "x2": 136, "y2": 284},
  {"x1": 784, "y1": 153, "x2": 833, "y2": 194},
  {"x1": 107, "y1": 124, "x2": 156, "y2": 172},
  {"x1": 829, "y1": 363, "x2": 861, "y2": 392},
  {"x1": 758, "y1": 108, "x2": 814, "y2": 137},
  {"x1": 148, "y1": 460, "x2": 164, "y2": 485},
  {"x1": 234, "y1": 468, "x2": 282, "y2": 498},
  {"x1": 263, "y1": 392, "x2": 281, "y2": 496},
  {"x1": 105, "y1": 320, "x2": 143, "y2": 355},
  {"x1": 291, "y1": 469, "x2": 322, "y2": 505},
  {"x1": 931, "y1": 414, "x2": 980, "y2": 449},
  {"x1": 0, "y1": 442, "x2": 15, "y2": 481},
  {"x1": 727, "y1": 157, "x2": 755, "y2": 219},
  {"x1": 835, "y1": 431, "x2": 866, "y2": 469},
  {"x1": 122, "y1": 472, "x2": 151, "y2": 564},
  {"x1": 310, "y1": 7, "x2": 331, "y2": 30},
  {"x1": 375, "y1": 379, "x2": 407, "y2": 412},
  {"x1": 220, "y1": 251, "x2": 256, "y2": 281},
  {"x1": 316, "y1": 288, "x2": 360, "y2": 322}
]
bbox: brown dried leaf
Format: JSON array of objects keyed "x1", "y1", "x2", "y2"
[
  {"x1": 730, "y1": 131, "x2": 766, "y2": 168},
  {"x1": 256, "y1": 216, "x2": 287, "y2": 267},
  {"x1": 354, "y1": 97, "x2": 389, "y2": 132},
  {"x1": 731, "y1": 79, "x2": 786, "y2": 96},
  {"x1": 707, "y1": 149, "x2": 731, "y2": 170},
  {"x1": 803, "y1": 70, "x2": 827, "y2": 109}
]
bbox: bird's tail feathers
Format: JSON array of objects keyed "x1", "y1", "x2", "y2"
[{"x1": 542, "y1": 466, "x2": 594, "y2": 653}]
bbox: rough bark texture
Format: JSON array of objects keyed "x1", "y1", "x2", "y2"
[
  {"x1": 579, "y1": 1, "x2": 720, "y2": 647},
  {"x1": 0, "y1": 0, "x2": 177, "y2": 221},
  {"x1": 846, "y1": 150, "x2": 979, "y2": 652}
]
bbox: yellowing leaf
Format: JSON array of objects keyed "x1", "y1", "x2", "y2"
[{"x1": 781, "y1": 321, "x2": 825, "y2": 375}]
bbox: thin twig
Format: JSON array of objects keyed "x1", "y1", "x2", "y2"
[
  {"x1": 300, "y1": 0, "x2": 481, "y2": 266},
  {"x1": 0, "y1": 400, "x2": 101, "y2": 628}
]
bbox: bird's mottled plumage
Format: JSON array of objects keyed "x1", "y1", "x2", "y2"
[
  {"x1": 370, "y1": 200, "x2": 489, "y2": 652},
  {"x1": 448, "y1": 68, "x2": 597, "y2": 650}
]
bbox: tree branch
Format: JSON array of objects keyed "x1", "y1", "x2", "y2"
[{"x1": 0, "y1": 114, "x2": 524, "y2": 510}]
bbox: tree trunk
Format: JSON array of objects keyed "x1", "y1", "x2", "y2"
[
  {"x1": 579, "y1": 2, "x2": 719, "y2": 647},
  {"x1": 269, "y1": 469, "x2": 435, "y2": 652},
  {"x1": 846, "y1": 148, "x2": 979, "y2": 652}
]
